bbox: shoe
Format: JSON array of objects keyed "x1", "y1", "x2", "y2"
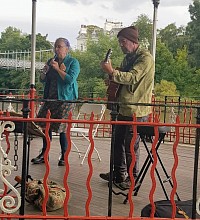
[
  {"x1": 31, "y1": 152, "x2": 44, "y2": 164},
  {"x1": 118, "y1": 177, "x2": 131, "y2": 190},
  {"x1": 118, "y1": 175, "x2": 139, "y2": 190},
  {"x1": 58, "y1": 159, "x2": 65, "y2": 166},
  {"x1": 100, "y1": 172, "x2": 112, "y2": 181},
  {"x1": 58, "y1": 153, "x2": 65, "y2": 166},
  {"x1": 99, "y1": 172, "x2": 126, "y2": 183}
]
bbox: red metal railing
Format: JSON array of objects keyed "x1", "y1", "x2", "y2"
[
  {"x1": 0, "y1": 92, "x2": 199, "y2": 144},
  {"x1": 0, "y1": 107, "x2": 199, "y2": 219}
]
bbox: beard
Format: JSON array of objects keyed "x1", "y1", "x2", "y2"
[{"x1": 121, "y1": 46, "x2": 133, "y2": 54}]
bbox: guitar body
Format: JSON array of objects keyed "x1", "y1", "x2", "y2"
[
  {"x1": 104, "y1": 49, "x2": 138, "y2": 110},
  {"x1": 104, "y1": 49, "x2": 121, "y2": 110},
  {"x1": 106, "y1": 80, "x2": 120, "y2": 110}
]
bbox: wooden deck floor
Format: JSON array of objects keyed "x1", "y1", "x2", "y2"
[{"x1": 1, "y1": 134, "x2": 200, "y2": 218}]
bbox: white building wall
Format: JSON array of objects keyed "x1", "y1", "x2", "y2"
[{"x1": 76, "y1": 20, "x2": 123, "y2": 51}]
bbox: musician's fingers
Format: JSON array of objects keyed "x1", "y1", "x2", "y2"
[
  {"x1": 51, "y1": 61, "x2": 59, "y2": 70},
  {"x1": 108, "y1": 58, "x2": 112, "y2": 64}
]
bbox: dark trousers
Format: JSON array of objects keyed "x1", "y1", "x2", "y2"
[
  {"x1": 42, "y1": 130, "x2": 68, "y2": 159},
  {"x1": 114, "y1": 114, "x2": 149, "y2": 178}
]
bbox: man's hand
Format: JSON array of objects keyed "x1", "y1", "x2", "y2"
[{"x1": 100, "y1": 60, "x2": 114, "y2": 76}]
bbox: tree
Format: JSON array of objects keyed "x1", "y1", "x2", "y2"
[
  {"x1": 185, "y1": 68, "x2": 200, "y2": 98},
  {"x1": 186, "y1": 0, "x2": 200, "y2": 68},
  {"x1": 154, "y1": 41, "x2": 196, "y2": 97},
  {"x1": 158, "y1": 23, "x2": 189, "y2": 56},
  {"x1": 154, "y1": 80, "x2": 179, "y2": 97},
  {"x1": 169, "y1": 46, "x2": 195, "y2": 96},
  {"x1": 72, "y1": 32, "x2": 123, "y2": 97},
  {"x1": 78, "y1": 77, "x2": 106, "y2": 98},
  {"x1": 0, "y1": 68, "x2": 43, "y2": 93},
  {"x1": 132, "y1": 14, "x2": 153, "y2": 49},
  {"x1": 0, "y1": 26, "x2": 53, "y2": 92},
  {"x1": 0, "y1": 26, "x2": 52, "y2": 52},
  {"x1": 0, "y1": 26, "x2": 26, "y2": 51},
  {"x1": 1, "y1": 14, "x2": 200, "y2": 99},
  {"x1": 154, "y1": 39, "x2": 174, "y2": 83}
]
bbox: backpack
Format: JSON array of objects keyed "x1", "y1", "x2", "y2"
[
  {"x1": 141, "y1": 200, "x2": 200, "y2": 219},
  {"x1": 25, "y1": 179, "x2": 68, "y2": 211}
]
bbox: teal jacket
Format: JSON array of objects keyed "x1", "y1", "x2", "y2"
[{"x1": 42, "y1": 54, "x2": 80, "y2": 100}]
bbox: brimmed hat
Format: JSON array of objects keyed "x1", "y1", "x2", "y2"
[{"x1": 117, "y1": 26, "x2": 139, "y2": 44}]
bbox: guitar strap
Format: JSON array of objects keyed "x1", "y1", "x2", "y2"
[
  {"x1": 107, "y1": 53, "x2": 139, "y2": 110},
  {"x1": 122, "y1": 53, "x2": 139, "y2": 72},
  {"x1": 116, "y1": 53, "x2": 139, "y2": 96}
]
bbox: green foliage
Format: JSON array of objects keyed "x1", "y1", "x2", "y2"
[
  {"x1": 154, "y1": 40, "x2": 174, "y2": 83},
  {"x1": 35, "y1": 33, "x2": 52, "y2": 50},
  {"x1": 155, "y1": 41, "x2": 198, "y2": 97},
  {"x1": 0, "y1": 68, "x2": 44, "y2": 93},
  {"x1": 0, "y1": 26, "x2": 52, "y2": 52},
  {"x1": 72, "y1": 33, "x2": 123, "y2": 97},
  {"x1": 0, "y1": 68, "x2": 29, "y2": 91},
  {"x1": 158, "y1": 23, "x2": 188, "y2": 56},
  {"x1": 181, "y1": 68, "x2": 200, "y2": 98},
  {"x1": 0, "y1": 27, "x2": 52, "y2": 92},
  {"x1": 186, "y1": 0, "x2": 200, "y2": 68},
  {"x1": 154, "y1": 80, "x2": 179, "y2": 97},
  {"x1": 78, "y1": 77, "x2": 106, "y2": 98},
  {"x1": 1, "y1": 7, "x2": 200, "y2": 100},
  {"x1": 132, "y1": 14, "x2": 153, "y2": 49},
  {"x1": 0, "y1": 27, "x2": 26, "y2": 51},
  {"x1": 169, "y1": 47, "x2": 193, "y2": 95}
]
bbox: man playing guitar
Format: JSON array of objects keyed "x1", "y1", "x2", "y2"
[{"x1": 100, "y1": 26, "x2": 155, "y2": 190}]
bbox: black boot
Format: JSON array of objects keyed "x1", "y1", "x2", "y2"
[
  {"x1": 31, "y1": 152, "x2": 45, "y2": 164},
  {"x1": 99, "y1": 171, "x2": 126, "y2": 183},
  {"x1": 58, "y1": 133, "x2": 67, "y2": 166},
  {"x1": 58, "y1": 153, "x2": 65, "y2": 166}
]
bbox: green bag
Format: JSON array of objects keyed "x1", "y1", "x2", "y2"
[{"x1": 25, "y1": 179, "x2": 67, "y2": 211}]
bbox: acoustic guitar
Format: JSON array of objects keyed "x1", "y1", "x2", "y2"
[{"x1": 104, "y1": 49, "x2": 121, "y2": 110}]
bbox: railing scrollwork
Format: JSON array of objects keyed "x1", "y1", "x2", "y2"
[{"x1": 0, "y1": 121, "x2": 21, "y2": 213}]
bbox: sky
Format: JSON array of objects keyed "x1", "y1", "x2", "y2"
[{"x1": 0, "y1": 0, "x2": 193, "y2": 48}]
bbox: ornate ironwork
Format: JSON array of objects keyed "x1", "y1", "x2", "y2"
[
  {"x1": 13, "y1": 134, "x2": 19, "y2": 171},
  {"x1": 0, "y1": 121, "x2": 21, "y2": 213}
]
